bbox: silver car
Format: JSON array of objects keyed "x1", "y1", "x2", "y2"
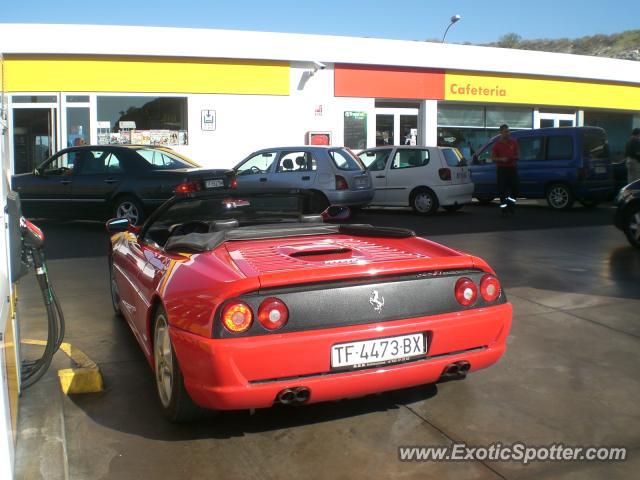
[{"x1": 234, "y1": 146, "x2": 374, "y2": 211}]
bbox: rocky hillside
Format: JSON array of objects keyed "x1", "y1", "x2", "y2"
[{"x1": 484, "y1": 30, "x2": 640, "y2": 61}]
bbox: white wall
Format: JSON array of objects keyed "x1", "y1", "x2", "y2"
[{"x1": 175, "y1": 63, "x2": 375, "y2": 169}]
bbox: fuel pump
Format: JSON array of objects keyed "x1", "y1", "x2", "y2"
[{"x1": 6, "y1": 191, "x2": 65, "y2": 389}]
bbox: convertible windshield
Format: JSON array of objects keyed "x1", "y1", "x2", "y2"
[{"x1": 143, "y1": 191, "x2": 309, "y2": 246}]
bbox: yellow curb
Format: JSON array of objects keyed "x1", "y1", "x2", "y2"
[{"x1": 21, "y1": 339, "x2": 104, "y2": 394}]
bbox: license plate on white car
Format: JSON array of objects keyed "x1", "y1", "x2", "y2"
[
  {"x1": 205, "y1": 178, "x2": 225, "y2": 189},
  {"x1": 331, "y1": 333, "x2": 426, "y2": 370}
]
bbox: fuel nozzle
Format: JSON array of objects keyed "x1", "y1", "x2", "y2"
[{"x1": 20, "y1": 217, "x2": 45, "y2": 250}]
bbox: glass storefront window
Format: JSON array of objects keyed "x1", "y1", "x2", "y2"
[
  {"x1": 437, "y1": 104, "x2": 532, "y2": 160},
  {"x1": 376, "y1": 114, "x2": 394, "y2": 146},
  {"x1": 438, "y1": 105, "x2": 485, "y2": 127},
  {"x1": 400, "y1": 115, "x2": 417, "y2": 145},
  {"x1": 66, "y1": 107, "x2": 90, "y2": 147},
  {"x1": 486, "y1": 107, "x2": 533, "y2": 129},
  {"x1": 584, "y1": 111, "x2": 634, "y2": 161},
  {"x1": 437, "y1": 127, "x2": 499, "y2": 160},
  {"x1": 97, "y1": 96, "x2": 188, "y2": 146},
  {"x1": 12, "y1": 95, "x2": 57, "y2": 103},
  {"x1": 66, "y1": 95, "x2": 90, "y2": 103}
]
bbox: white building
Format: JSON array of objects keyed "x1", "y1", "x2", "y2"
[{"x1": 1, "y1": 23, "x2": 640, "y2": 172}]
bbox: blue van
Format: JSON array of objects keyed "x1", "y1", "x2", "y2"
[{"x1": 470, "y1": 127, "x2": 614, "y2": 210}]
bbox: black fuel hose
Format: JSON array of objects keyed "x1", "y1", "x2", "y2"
[{"x1": 20, "y1": 247, "x2": 65, "y2": 389}]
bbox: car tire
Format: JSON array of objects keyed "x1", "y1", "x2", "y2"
[
  {"x1": 476, "y1": 196, "x2": 495, "y2": 205},
  {"x1": 546, "y1": 183, "x2": 574, "y2": 210},
  {"x1": 411, "y1": 188, "x2": 439, "y2": 215},
  {"x1": 310, "y1": 191, "x2": 330, "y2": 214},
  {"x1": 623, "y1": 205, "x2": 640, "y2": 249},
  {"x1": 443, "y1": 205, "x2": 463, "y2": 213},
  {"x1": 109, "y1": 262, "x2": 122, "y2": 317},
  {"x1": 113, "y1": 195, "x2": 145, "y2": 226},
  {"x1": 153, "y1": 307, "x2": 202, "y2": 422}
]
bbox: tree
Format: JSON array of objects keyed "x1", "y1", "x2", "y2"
[{"x1": 498, "y1": 33, "x2": 522, "y2": 48}]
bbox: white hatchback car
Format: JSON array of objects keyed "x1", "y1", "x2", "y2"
[{"x1": 357, "y1": 146, "x2": 474, "y2": 215}]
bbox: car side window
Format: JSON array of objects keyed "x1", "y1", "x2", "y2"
[
  {"x1": 276, "y1": 151, "x2": 316, "y2": 173},
  {"x1": 518, "y1": 137, "x2": 545, "y2": 161},
  {"x1": 547, "y1": 136, "x2": 574, "y2": 160},
  {"x1": 442, "y1": 148, "x2": 463, "y2": 167},
  {"x1": 474, "y1": 143, "x2": 494, "y2": 164},
  {"x1": 137, "y1": 149, "x2": 190, "y2": 169},
  {"x1": 42, "y1": 152, "x2": 76, "y2": 175},
  {"x1": 236, "y1": 152, "x2": 276, "y2": 175},
  {"x1": 76, "y1": 150, "x2": 124, "y2": 175},
  {"x1": 358, "y1": 150, "x2": 391, "y2": 171},
  {"x1": 391, "y1": 149, "x2": 429, "y2": 169}
]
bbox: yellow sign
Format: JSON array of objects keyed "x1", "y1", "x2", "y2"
[
  {"x1": 445, "y1": 72, "x2": 640, "y2": 111},
  {"x1": 5, "y1": 56, "x2": 290, "y2": 96}
]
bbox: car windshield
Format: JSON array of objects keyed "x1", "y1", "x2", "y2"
[{"x1": 135, "y1": 148, "x2": 198, "y2": 169}]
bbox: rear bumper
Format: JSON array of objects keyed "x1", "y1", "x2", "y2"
[
  {"x1": 433, "y1": 183, "x2": 475, "y2": 206},
  {"x1": 325, "y1": 188, "x2": 375, "y2": 206},
  {"x1": 170, "y1": 303, "x2": 512, "y2": 410}
]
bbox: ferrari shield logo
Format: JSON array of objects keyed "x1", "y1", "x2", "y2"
[{"x1": 369, "y1": 290, "x2": 385, "y2": 314}]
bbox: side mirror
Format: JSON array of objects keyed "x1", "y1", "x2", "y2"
[
  {"x1": 106, "y1": 217, "x2": 132, "y2": 233},
  {"x1": 321, "y1": 205, "x2": 352, "y2": 222}
]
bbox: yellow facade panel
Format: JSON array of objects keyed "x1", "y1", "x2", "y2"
[
  {"x1": 445, "y1": 72, "x2": 640, "y2": 111},
  {"x1": 5, "y1": 56, "x2": 290, "y2": 95}
]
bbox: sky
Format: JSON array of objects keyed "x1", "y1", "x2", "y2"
[{"x1": 0, "y1": 0, "x2": 637, "y2": 44}]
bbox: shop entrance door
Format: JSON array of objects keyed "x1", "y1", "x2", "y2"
[
  {"x1": 375, "y1": 108, "x2": 419, "y2": 146},
  {"x1": 12, "y1": 108, "x2": 58, "y2": 174},
  {"x1": 538, "y1": 113, "x2": 576, "y2": 128}
]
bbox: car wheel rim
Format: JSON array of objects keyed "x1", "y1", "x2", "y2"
[
  {"x1": 154, "y1": 314, "x2": 173, "y2": 408},
  {"x1": 549, "y1": 187, "x2": 569, "y2": 209},
  {"x1": 630, "y1": 212, "x2": 640, "y2": 242},
  {"x1": 117, "y1": 202, "x2": 139, "y2": 224},
  {"x1": 415, "y1": 193, "x2": 432, "y2": 213}
]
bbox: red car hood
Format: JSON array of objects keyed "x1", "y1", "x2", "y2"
[{"x1": 222, "y1": 234, "x2": 479, "y2": 289}]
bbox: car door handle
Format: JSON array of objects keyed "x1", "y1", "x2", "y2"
[
  {"x1": 60, "y1": 179, "x2": 72, "y2": 185},
  {"x1": 259, "y1": 177, "x2": 268, "y2": 182},
  {"x1": 301, "y1": 176, "x2": 310, "y2": 181},
  {"x1": 376, "y1": 175, "x2": 385, "y2": 179},
  {"x1": 104, "y1": 178, "x2": 118, "y2": 184}
]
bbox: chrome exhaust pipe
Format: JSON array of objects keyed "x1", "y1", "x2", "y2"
[
  {"x1": 457, "y1": 361, "x2": 470, "y2": 374},
  {"x1": 277, "y1": 389, "x2": 295, "y2": 405},
  {"x1": 442, "y1": 364, "x2": 459, "y2": 376},
  {"x1": 293, "y1": 387, "x2": 310, "y2": 404}
]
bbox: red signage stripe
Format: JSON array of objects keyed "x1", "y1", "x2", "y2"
[{"x1": 335, "y1": 64, "x2": 445, "y2": 100}]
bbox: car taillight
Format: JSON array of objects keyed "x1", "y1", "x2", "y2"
[
  {"x1": 480, "y1": 274, "x2": 501, "y2": 302},
  {"x1": 335, "y1": 175, "x2": 348, "y2": 190},
  {"x1": 174, "y1": 181, "x2": 202, "y2": 193},
  {"x1": 257, "y1": 297, "x2": 289, "y2": 330},
  {"x1": 454, "y1": 277, "x2": 478, "y2": 307},
  {"x1": 230, "y1": 178, "x2": 238, "y2": 189},
  {"x1": 439, "y1": 168, "x2": 452, "y2": 181},
  {"x1": 221, "y1": 301, "x2": 253, "y2": 333}
]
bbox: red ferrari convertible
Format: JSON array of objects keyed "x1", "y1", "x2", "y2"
[{"x1": 108, "y1": 190, "x2": 512, "y2": 421}]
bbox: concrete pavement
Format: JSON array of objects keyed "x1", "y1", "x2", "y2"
[{"x1": 13, "y1": 201, "x2": 640, "y2": 479}]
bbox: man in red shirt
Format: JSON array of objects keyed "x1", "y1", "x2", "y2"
[{"x1": 491, "y1": 124, "x2": 519, "y2": 215}]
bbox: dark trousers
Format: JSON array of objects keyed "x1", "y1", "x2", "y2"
[{"x1": 497, "y1": 167, "x2": 518, "y2": 206}]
